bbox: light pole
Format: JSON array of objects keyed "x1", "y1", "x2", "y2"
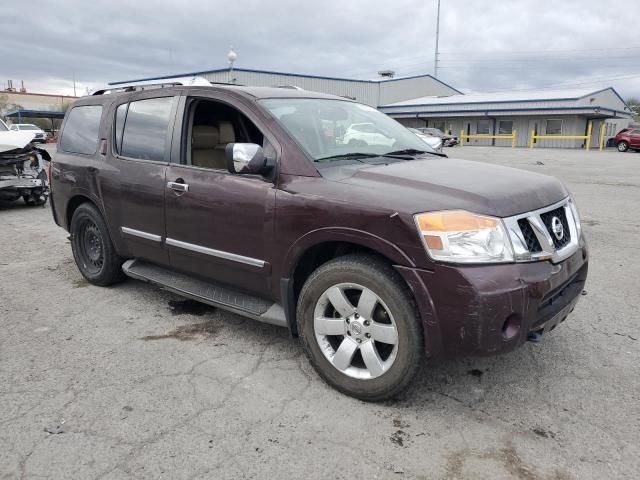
[
  {"x1": 227, "y1": 47, "x2": 237, "y2": 84},
  {"x1": 434, "y1": 0, "x2": 441, "y2": 78}
]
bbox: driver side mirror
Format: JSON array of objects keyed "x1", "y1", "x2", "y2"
[{"x1": 225, "y1": 143, "x2": 273, "y2": 175}]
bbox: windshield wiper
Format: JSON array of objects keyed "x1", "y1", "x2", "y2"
[
  {"x1": 384, "y1": 148, "x2": 447, "y2": 158},
  {"x1": 314, "y1": 152, "x2": 380, "y2": 163}
]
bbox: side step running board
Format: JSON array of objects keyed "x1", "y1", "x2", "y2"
[{"x1": 122, "y1": 259, "x2": 287, "y2": 327}]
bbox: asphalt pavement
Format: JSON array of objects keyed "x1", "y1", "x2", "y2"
[{"x1": 1, "y1": 146, "x2": 638, "y2": 479}]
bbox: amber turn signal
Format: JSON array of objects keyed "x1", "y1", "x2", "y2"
[{"x1": 416, "y1": 211, "x2": 498, "y2": 233}]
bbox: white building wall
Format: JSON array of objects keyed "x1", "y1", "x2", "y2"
[
  {"x1": 203, "y1": 70, "x2": 381, "y2": 105},
  {"x1": 201, "y1": 70, "x2": 460, "y2": 107},
  {"x1": 378, "y1": 76, "x2": 459, "y2": 105},
  {"x1": 396, "y1": 115, "x2": 599, "y2": 149}
]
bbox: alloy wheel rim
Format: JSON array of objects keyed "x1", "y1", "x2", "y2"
[{"x1": 313, "y1": 282, "x2": 399, "y2": 380}]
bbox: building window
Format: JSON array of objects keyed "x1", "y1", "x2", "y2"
[
  {"x1": 60, "y1": 105, "x2": 103, "y2": 155},
  {"x1": 498, "y1": 120, "x2": 513, "y2": 135},
  {"x1": 476, "y1": 120, "x2": 491, "y2": 135},
  {"x1": 432, "y1": 120, "x2": 446, "y2": 132},
  {"x1": 545, "y1": 119, "x2": 563, "y2": 135}
]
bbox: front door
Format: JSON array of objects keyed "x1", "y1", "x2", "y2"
[
  {"x1": 164, "y1": 94, "x2": 278, "y2": 297},
  {"x1": 100, "y1": 92, "x2": 178, "y2": 265},
  {"x1": 629, "y1": 129, "x2": 640, "y2": 148}
]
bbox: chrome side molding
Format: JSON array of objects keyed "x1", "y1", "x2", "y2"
[
  {"x1": 165, "y1": 237, "x2": 265, "y2": 268},
  {"x1": 121, "y1": 227, "x2": 162, "y2": 242}
]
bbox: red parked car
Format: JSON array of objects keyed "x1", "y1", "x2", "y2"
[{"x1": 614, "y1": 127, "x2": 640, "y2": 152}]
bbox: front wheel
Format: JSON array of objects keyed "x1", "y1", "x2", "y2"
[
  {"x1": 298, "y1": 254, "x2": 424, "y2": 401},
  {"x1": 70, "y1": 203, "x2": 125, "y2": 286},
  {"x1": 617, "y1": 141, "x2": 629, "y2": 152}
]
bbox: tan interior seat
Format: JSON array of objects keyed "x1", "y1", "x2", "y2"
[
  {"x1": 192, "y1": 125, "x2": 226, "y2": 169},
  {"x1": 214, "y1": 121, "x2": 236, "y2": 162}
]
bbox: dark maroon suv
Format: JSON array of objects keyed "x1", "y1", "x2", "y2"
[{"x1": 50, "y1": 80, "x2": 588, "y2": 400}]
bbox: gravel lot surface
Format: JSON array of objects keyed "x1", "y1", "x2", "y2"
[{"x1": 1, "y1": 146, "x2": 638, "y2": 479}]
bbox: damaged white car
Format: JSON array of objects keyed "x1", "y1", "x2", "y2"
[{"x1": 0, "y1": 118, "x2": 50, "y2": 206}]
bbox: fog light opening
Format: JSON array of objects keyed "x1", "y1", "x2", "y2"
[{"x1": 501, "y1": 314, "x2": 520, "y2": 340}]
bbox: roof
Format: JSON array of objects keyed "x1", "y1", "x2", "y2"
[
  {"x1": 4, "y1": 109, "x2": 66, "y2": 119},
  {"x1": 1, "y1": 91, "x2": 78, "y2": 99},
  {"x1": 109, "y1": 67, "x2": 463, "y2": 93},
  {"x1": 383, "y1": 87, "x2": 626, "y2": 108}
]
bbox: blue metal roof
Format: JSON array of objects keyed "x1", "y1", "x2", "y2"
[
  {"x1": 385, "y1": 105, "x2": 632, "y2": 118},
  {"x1": 5, "y1": 109, "x2": 66, "y2": 119}
]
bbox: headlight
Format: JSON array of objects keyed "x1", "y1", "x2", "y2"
[
  {"x1": 414, "y1": 210, "x2": 514, "y2": 263},
  {"x1": 568, "y1": 197, "x2": 582, "y2": 238}
]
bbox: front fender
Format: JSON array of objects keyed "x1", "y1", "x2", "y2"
[{"x1": 282, "y1": 226, "x2": 417, "y2": 279}]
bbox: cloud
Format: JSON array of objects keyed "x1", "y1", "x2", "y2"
[{"x1": 2, "y1": 0, "x2": 639, "y2": 98}]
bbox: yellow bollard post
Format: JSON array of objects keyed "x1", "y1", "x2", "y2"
[
  {"x1": 599, "y1": 123, "x2": 606, "y2": 151},
  {"x1": 586, "y1": 121, "x2": 593, "y2": 151},
  {"x1": 460, "y1": 129, "x2": 464, "y2": 146},
  {"x1": 512, "y1": 130, "x2": 517, "y2": 148},
  {"x1": 529, "y1": 129, "x2": 535, "y2": 148}
]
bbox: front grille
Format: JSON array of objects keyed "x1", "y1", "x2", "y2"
[
  {"x1": 540, "y1": 207, "x2": 571, "y2": 249},
  {"x1": 517, "y1": 218, "x2": 542, "y2": 253}
]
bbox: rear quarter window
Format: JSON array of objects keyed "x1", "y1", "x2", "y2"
[{"x1": 60, "y1": 105, "x2": 103, "y2": 155}]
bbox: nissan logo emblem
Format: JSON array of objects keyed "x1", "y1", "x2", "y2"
[{"x1": 551, "y1": 216, "x2": 564, "y2": 240}]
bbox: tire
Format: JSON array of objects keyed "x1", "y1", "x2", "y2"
[
  {"x1": 297, "y1": 254, "x2": 424, "y2": 401},
  {"x1": 70, "y1": 202, "x2": 125, "y2": 286},
  {"x1": 617, "y1": 141, "x2": 629, "y2": 152}
]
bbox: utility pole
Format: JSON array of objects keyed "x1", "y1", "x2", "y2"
[
  {"x1": 434, "y1": 0, "x2": 441, "y2": 78},
  {"x1": 72, "y1": 71, "x2": 77, "y2": 97}
]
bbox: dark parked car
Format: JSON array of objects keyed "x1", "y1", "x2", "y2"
[
  {"x1": 50, "y1": 80, "x2": 588, "y2": 401},
  {"x1": 614, "y1": 127, "x2": 640, "y2": 152}
]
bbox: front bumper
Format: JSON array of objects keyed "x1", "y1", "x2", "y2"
[
  {"x1": 396, "y1": 241, "x2": 588, "y2": 359},
  {"x1": 0, "y1": 177, "x2": 45, "y2": 191}
]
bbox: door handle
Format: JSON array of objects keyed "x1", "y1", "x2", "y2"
[{"x1": 167, "y1": 180, "x2": 189, "y2": 193}]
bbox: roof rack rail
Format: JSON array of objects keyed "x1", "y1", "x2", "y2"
[{"x1": 91, "y1": 76, "x2": 217, "y2": 95}]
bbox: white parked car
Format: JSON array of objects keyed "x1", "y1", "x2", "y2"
[
  {"x1": 9, "y1": 123, "x2": 48, "y2": 143},
  {"x1": 0, "y1": 118, "x2": 51, "y2": 206},
  {"x1": 408, "y1": 128, "x2": 443, "y2": 152},
  {"x1": 343, "y1": 122, "x2": 395, "y2": 148}
]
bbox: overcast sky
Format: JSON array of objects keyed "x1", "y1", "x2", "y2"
[{"x1": 2, "y1": 0, "x2": 639, "y2": 98}]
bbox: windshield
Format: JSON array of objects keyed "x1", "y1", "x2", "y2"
[
  {"x1": 0, "y1": 119, "x2": 7, "y2": 132},
  {"x1": 260, "y1": 98, "x2": 435, "y2": 162},
  {"x1": 18, "y1": 125, "x2": 40, "y2": 131}
]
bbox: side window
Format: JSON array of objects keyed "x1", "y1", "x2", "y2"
[
  {"x1": 60, "y1": 105, "x2": 103, "y2": 155},
  {"x1": 546, "y1": 119, "x2": 563, "y2": 135},
  {"x1": 114, "y1": 103, "x2": 128, "y2": 154},
  {"x1": 120, "y1": 97, "x2": 174, "y2": 161},
  {"x1": 188, "y1": 99, "x2": 267, "y2": 170}
]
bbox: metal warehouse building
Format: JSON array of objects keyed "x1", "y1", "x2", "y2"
[
  {"x1": 380, "y1": 88, "x2": 634, "y2": 149},
  {"x1": 112, "y1": 68, "x2": 633, "y2": 149},
  {"x1": 111, "y1": 67, "x2": 462, "y2": 107}
]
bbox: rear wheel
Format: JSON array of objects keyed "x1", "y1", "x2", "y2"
[
  {"x1": 298, "y1": 254, "x2": 423, "y2": 401},
  {"x1": 70, "y1": 203, "x2": 125, "y2": 286},
  {"x1": 617, "y1": 141, "x2": 629, "y2": 152}
]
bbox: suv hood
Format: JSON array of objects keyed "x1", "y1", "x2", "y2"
[
  {"x1": 329, "y1": 157, "x2": 568, "y2": 218},
  {"x1": 0, "y1": 131, "x2": 37, "y2": 153}
]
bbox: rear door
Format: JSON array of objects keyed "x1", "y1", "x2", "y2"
[
  {"x1": 163, "y1": 93, "x2": 278, "y2": 297},
  {"x1": 99, "y1": 91, "x2": 178, "y2": 265}
]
